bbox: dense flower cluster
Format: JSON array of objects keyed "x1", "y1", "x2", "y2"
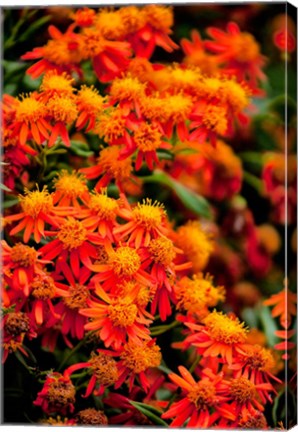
[{"x1": 1, "y1": 5, "x2": 296, "y2": 428}]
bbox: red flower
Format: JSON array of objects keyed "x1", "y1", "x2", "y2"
[{"x1": 33, "y1": 372, "x2": 75, "y2": 415}]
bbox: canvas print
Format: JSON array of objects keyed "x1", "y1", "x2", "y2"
[{"x1": 1, "y1": 2, "x2": 297, "y2": 428}]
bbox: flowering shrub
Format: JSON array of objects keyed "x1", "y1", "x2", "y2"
[{"x1": 1, "y1": 4, "x2": 297, "y2": 428}]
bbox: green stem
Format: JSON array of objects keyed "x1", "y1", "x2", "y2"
[
  {"x1": 150, "y1": 320, "x2": 179, "y2": 336},
  {"x1": 57, "y1": 332, "x2": 93, "y2": 371},
  {"x1": 189, "y1": 355, "x2": 201, "y2": 374}
]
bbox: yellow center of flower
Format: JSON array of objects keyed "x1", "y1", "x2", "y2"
[
  {"x1": 110, "y1": 74, "x2": 146, "y2": 101},
  {"x1": 176, "y1": 221, "x2": 213, "y2": 273},
  {"x1": 220, "y1": 80, "x2": 250, "y2": 112},
  {"x1": 148, "y1": 237, "x2": 176, "y2": 266},
  {"x1": 204, "y1": 311, "x2": 248, "y2": 344},
  {"x1": 132, "y1": 199, "x2": 165, "y2": 229},
  {"x1": 97, "y1": 146, "x2": 132, "y2": 180},
  {"x1": 53, "y1": 170, "x2": 88, "y2": 198},
  {"x1": 80, "y1": 28, "x2": 107, "y2": 58},
  {"x1": 109, "y1": 247, "x2": 141, "y2": 277},
  {"x1": 120, "y1": 341, "x2": 162, "y2": 373},
  {"x1": 88, "y1": 352, "x2": 119, "y2": 386},
  {"x1": 233, "y1": 33, "x2": 260, "y2": 62},
  {"x1": 136, "y1": 286, "x2": 153, "y2": 307},
  {"x1": 63, "y1": 284, "x2": 89, "y2": 309},
  {"x1": 15, "y1": 94, "x2": 47, "y2": 123},
  {"x1": 20, "y1": 187, "x2": 53, "y2": 218},
  {"x1": 197, "y1": 77, "x2": 222, "y2": 99},
  {"x1": 89, "y1": 191, "x2": 118, "y2": 220},
  {"x1": 58, "y1": 218, "x2": 87, "y2": 250},
  {"x1": 202, "y1": 105, "x2": 228, "y2": 135},
  {"x1": 96, "y1": 108, "x2": 127, "y2": 143},
  {"x1": 47, "y1": 95, "x2": 78, "y2": 124},
  {"x1": 77, "y1": 85, "x2": 105, "y2": 115},
  {"x1": 187, "y1": 379, "x2": 216, "y2": 409},
  {"x1": 163, "y1": 94, "x2": 193, "y2": 123},
  {"x1": 245, "y1": 345, "x2": 275, "y2": 371},
  {"x1": 108, "y1": 299, "x2": 138, "y2": 327},
  {"x1": 43, "y1": 38, "x2": 83, "y2": 65},
  {"x1": 10, "y1": 243, "x2": 37, "y2": 267},
  {"x1": 119, "y1": 6, "x2": 146, "y2": 34},
  {"x1": 133, "y1": 123, "x2": 162, "y2": 152},
  {"x1": 177, "y1": 274, "x2": 225, "y2": 314},
  {"x1": 40, "y1": 72, "x2": 74, "y2": 95},
  {"x1": 95, "y1": 9, "x2": 127, "y2": 39},
  {"x1": 155, "y1": 66, "x2": 201, "y2": 92},
  {"x1": 31, "y1": 274, "x2": 56, "y2": 300},
  {"x1": 230, "y1": 377, "x2": 256, "y2": 403},
  {"x1": 143, "y1": 5, "x2": 174, "y2": 31}
]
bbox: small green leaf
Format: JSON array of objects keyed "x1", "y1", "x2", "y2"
[
  {"x1": 3, "y1": 197, "x2": 19, "y2": 208},
  {"x1": 70, "y1": 140, "x2": 94, "y2": 157},
  {"x1": 174, "y1": 147, "x2": 199, "y2": 156},
  {"x1": 259, "y1": 306, "x2": 279, "y2": 347},
  {"x1": 141, "y1": 170, "x2": 212, "y2": 219},
  {"x1": 129, "y1": 401, "x2": 168, "y2": 426},
  {"x1": 0, "y1": 183, "x2": 12, "y2": 192}
]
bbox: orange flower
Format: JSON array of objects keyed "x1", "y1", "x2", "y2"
[
  {"x1": 64, "y1": 351, "x2": 119, "y2": 397},
  {"x1": 78, "y1": 189, "x2": 119, "y2": 243},
  {"x1": 21, "y1": 25, "x2": 84, "y2": 79},
  {"x1": 205, "y1": 22, "x2": 266, "y2": 91},
  {"x1": 52, "y1": 170, "x2": 90, "y2": 207},
  {"x1": 76, "y1": 85, "x2": 106, "y2": 132},
  {"x1": 38, "y1": 216, "x2": 101, "y2": 272},
  {"x1": 8, "y1": 93, "x2": 51, "y2": 146},
  {"x1": 71, "y1": 7, "x2": 96, "y2": 28},
  {"x1": 5, "y1": 186, "x2": 70, "y2": 243},
  {"x1": 79, "y1": 146, "x2": 135, "y2": 193},
  {"x1": 162, "y1": 366, "x2": 226, "y2": 428},
  {"x1": 127, "y1": 5, "x2": 178, "y2": 59},
  {"x1": 183, "y1": 310, "x2": 248, "y2": 365},
  {"x1": 264, "y1": 287, "x2": 297, "y2": 329},
  {"x1": 91, "y1": 243, "x2": 152, "y2": 292},
  {"x1": 47, "y1": 94, "x2": 78, "y2": 147},
  {"x1": 80, "y1": 286, "x2": 153, "y2": 350},
  {"x1": 114, "y1": 197, "x2": 169, "y2": 248},
  {"x1": 140, "y1": 237, "x2": 192, "y2": 321},
  {"x1": 215, "y1": 374, "x2": 273, "y2": 424},
  {"x1": 1, "y1": 241, "x2": 47, "y2": 296},
  {"x1": 80, "y1": 28, "x2": 132, "y2": 83},
  {"x1": 232, "y1": 344, "x2": 281, "y2": 403},
  {"x1": 181, "y1": 30, "x2": 219, "y2": 75}
]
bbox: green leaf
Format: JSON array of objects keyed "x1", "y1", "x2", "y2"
[
  {"x1": 70, "y1": 140, "x2": 94, "y2": 157},
  {"x1": 156, "y1": 149, "x2": 174, "y2": 160},
  {"x1": 129, "y1": 401, "x2": 168, "y2": 426},
  {"x1": 0, "y1": 183, "x2": 12, "y2": 192},
  {"x1": 258, "y1": 306, "x2": 279, "y2": 347},
  {"x1": 174, "y1": 147, "x2": 199, "y2": 156},
  {"x1": 3, "y1": 197, "x2": 19, "y2": 208},
  {"x1": 141, "y1": 170, "x2": 212, "y2": 219}
]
